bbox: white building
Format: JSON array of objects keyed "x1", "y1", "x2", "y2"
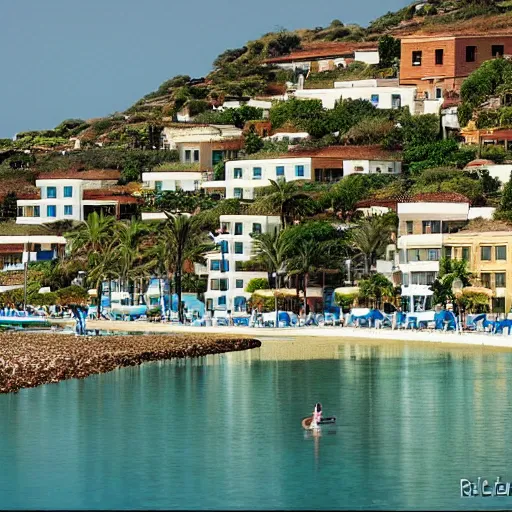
[
  {"x1": 203, "y1": 214, "x2": 281, "y2": 315},
  {"x1": 293, "y1": 79, "x2": 443, "y2": 114},
  {"x1": 142, "y1": 172, "x2": 202, "y2": 193},
  {"x1": 395, "y1": 195, "x2": 495, "y2": 312},
  {"x1": 16, "y1": 170, "x2": 137, "y2": 224},
  {"x1": 0, "y1": 235, "x2": 66, "y2": 272},
  {"x1": 202, "y1": 146, "x2": 402, "y2": 200}
]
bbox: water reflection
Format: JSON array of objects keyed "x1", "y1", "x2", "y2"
[{"x1": 2, "y1": 338, "x2": 512, "y2": 510}]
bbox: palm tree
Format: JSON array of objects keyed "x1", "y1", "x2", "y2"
[
  {"x1": 285, "y1": 239, "x2": 323, "y2": 315},
  {"x1": 349, "y1": 215, "x2": 394, "y2": 276},
  {"x1": 113, "y1": 218, "x2": 149, "y2": 303},
  {"x1": 65, "y1": 211, "x2": 117, "y2": 310},
  {"x1": 251, "y1": 179, "x2": 316, "y2": 228},
  {"x1": 161, "y1": 212, "x2": 213, "y2": 323},
  {"x1": 430, "y1": 257, "x2": 472, "y2": 307},
  {"x1": 250, "y1": 229, "x2": 288, "y2": 287},
  {"x1": 358, "y1": 273, "x2": 394, "y2": 309}
]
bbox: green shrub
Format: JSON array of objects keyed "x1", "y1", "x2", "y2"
[{"x1": 246, "y1": 278, "x2": 269, "y2": 293}]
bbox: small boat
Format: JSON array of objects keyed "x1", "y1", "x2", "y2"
[{"x1": 301, "y1": 416, "x2": 336, "y2": 430}]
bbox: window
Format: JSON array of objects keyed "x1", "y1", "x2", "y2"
[
  {"x1": 496, "y1": 273, "x2": 506, "y2": 288},
  {"x1": 422, "y1": 220, "x2": 441, "y2": 234},
  {"x1": 63, "y1": 186, "x2": 73, "y2": 198},
  {"x1": 481, "y1": 246, "x2": 492, "y2": 261},
  {"x1": 234, "y1": 223, "x2": 243, "y2": 236},
  {"x1": 445, "y1": 246, "x2": 452, "y2": 260},
  {"x1": 375, "y1": 167, "x2": 381, "y2": 173},
  {"x1": 462, "y1": 247, "x2": 470, "y2": 261},
  {"x1": 155, "y1": 181, "x2": 162, "y2": 193},
  {"x1": 253, "y1": 167, "x2": 262, "y2": 180},
  {"x1": 218, "y1": 296, "x2": 226, "y2": 306},
  {"x1": 412, "y1": 51, "x2": 422, "y2": 66},
  {"x1": 211, "y1": 260, "x2": 229, "y2": 272},
  {"x1": 234, "y1": 188, "x2": 243, "y2": 199},
  {"x1": 295, "y1": 165, "x2": 305, "y2": 177},
  {"x1": 212, "y1": 150, "x2": 223, "y2": 165},
  {"x1": 210, "y1": 279, "x2": 229, "y2": 291},
  {"x1": 435, "y1": 49, "x2": 444, "y2": 65},
  {"x1": 175, "y1": 181, "x2": 182, "y2": 191},
  {"x1": 235, "y1": 261, "x2": 244, "y2": 271},
  {"x1": 252, "y1": 223, "x2": 262, "y2": 234},
  {"x1": 236, "y1": 279, "x2": 244, "y2": 289},
  {"x1": 371, "y1": 94, "x2": 379, "y2": 107},
  {"x1": 428, "y1": 249, "x2": 439, "y2": 261},
  {"x1": 276, "y1": 166, "x2": 285, "y2": 177},
  {"x1": 493, "y1": 297, "x2": 506, "y2": 313},
  {"x1": 47, "y1": 205, "x2": 56, "y2": 218},
  {"x1": 492, "y1": 45, "x2": 504, "y2": 57},
  {"x1": 184, "y1": 150, "x2": 191, "y2": 162},
  {"x1": 435, "y1": 88, "x2": 443, "y2": 99},
  {"x1": 206, "y1": 299, "x2": 214, "y2": 311},
  {"x1": 193, "y1": 150, "x2": 200, "y2": 162},
  {"x1": 64, "y1": 205, "x2": 73, "y2": 216},
  {"x1": 194, "y1": 180, "x2": 200, "y2": 191},
  {"x1": 388, "y1": 167, "x2": 394, "y2": 173},
  {"x1": 391, "y1": 94, "x2": 401, "y2": 109},
  {"x1": 354, "y1": 166, "x2": 364, "y2": 172},
  {"x1": 481, "y1": 273, "x2": 491, "y2": 289},
  {"x1": 411, "y1": 272, "x2": 437, "y2": 286},
  {"x1": 219, "y1": 240, "x2": 228, "y2": 254},
  {"x1": 406, "y1": 221, "x2": 413, "y2": 235},
  {"x1": 234, "y1": 168, "x2": 242, "y2": 179},
  {"x1": 234, "y1": 242, "x2": 243, "y2": 254},
  {"x1": 46, "y1": 187, "x2": 57, "y2": 199},
  {"x1": 496, "y1": 246, "x2": 507, "y2": 260},
  {"x1": 466, "y1": 46, "x2": 477, "y2": 62},
  {"x1": 34, "y1": 206, "x2": 40, "y2": 217}
]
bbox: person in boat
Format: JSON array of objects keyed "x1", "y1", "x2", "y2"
[{"x1": 311, "y1": 402, "x2": 322, "y2": 427}]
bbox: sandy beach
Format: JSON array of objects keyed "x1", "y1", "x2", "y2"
[{"x1": 81, "y1": 319, "x2": 512, "y2": 350}]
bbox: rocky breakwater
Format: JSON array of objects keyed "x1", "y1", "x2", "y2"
[{"x1": 0, "y1": 332, "x2": 261, "y2": 393}]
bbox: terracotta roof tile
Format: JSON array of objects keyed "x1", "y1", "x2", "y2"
[
  {"x1": 288, "y1": 145, "x2": 402, "y2": 161},
  {"x1": 409, "y1": 192, "x2": 470, "y2": 203},
  {"x1": 37, "y1": 170, "x2": 121, "y2": 180},
  {"x1": 465, "y1": 159, "x2": 495, "y2": 168},
  {"x1": 264, "y1": 42, "x2": 378, "y2": 64}
]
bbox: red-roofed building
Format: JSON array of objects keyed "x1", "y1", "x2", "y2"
[
  {"x1": 17, "y1": 172, "x2": 140, "y2": 225},
  {"x1": 202, "y1": 145, "x2": 402, "y2": 199},
  {"x1": 264, "y1": 42, "x2": 379, "y2": 73}
]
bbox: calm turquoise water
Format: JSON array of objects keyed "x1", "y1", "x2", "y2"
[{"x1": 2, "y1": 338, "x2": 512, "y2": 510}]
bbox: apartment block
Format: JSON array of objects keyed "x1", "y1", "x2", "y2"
[
  {"x1": 400, "y1": 34, "x2": 512, "y2": 98},
  {"x1": 203, "y1": 214, "x2": 281, "y2": 315}
]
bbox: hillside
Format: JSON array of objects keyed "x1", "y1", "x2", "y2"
[{"x1": 0, "y1": 0, "x2": 510, "y2": 205}]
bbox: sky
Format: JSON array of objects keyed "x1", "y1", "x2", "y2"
[{"x1": 0, "y1": 0, "x2": 410, "y2": 138}]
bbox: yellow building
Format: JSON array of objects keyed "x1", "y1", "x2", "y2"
[{"x1": 444, "y1": 231, "x2": 512, "y2": 313}]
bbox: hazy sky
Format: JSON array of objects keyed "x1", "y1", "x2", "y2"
[{"x1": 0, "y1": 0, "x2": 410, "y2": 138}]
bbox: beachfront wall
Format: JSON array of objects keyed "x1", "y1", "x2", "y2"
[
  {"x1": 443, "y1": 231, "x2": 512, "y2": 313},
  {"x1": 204, "y1": 214, "x2": 281, "y2": 314}
]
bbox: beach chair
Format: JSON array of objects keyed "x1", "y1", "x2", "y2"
[{"x1": 406, "y1": 316, "x2": 418, "y2": 330}]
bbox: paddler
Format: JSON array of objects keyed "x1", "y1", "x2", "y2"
[{"x1": 311, "y1": 402, "x2": 322, "y2": 427}]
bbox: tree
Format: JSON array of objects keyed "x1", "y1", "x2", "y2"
[
  {"x1": 349, "y1": 215, "x2": 395, "y2": 275},
  {"x1": 285, "y1": 239, "x2": 322, "y2": 315},
  {"x1": 161, "y1": 213, "x2": 213, "y2": 323},
  {"x1": 251, "y1": 179, "x2": 317, "y2": 228},
  {"x1": 246, "y1": 278, "x2": 270, "y2": 293},
  {"x1": 65, "y1": 211, "x2": 117, "y2": 308},
  {"x1": 358, "y1": 273, "x2": 394, "y2": 308},
  {"x1": 244, "y1": 130, "x2": 264, "y2": 154},
  {"x1": 378, "y1": 35, "x2": 401, "y2": 68},
  {"x1": 430, "y1": 258, "x2": 472, "y2": 307}
]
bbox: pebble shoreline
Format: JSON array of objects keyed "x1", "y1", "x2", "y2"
[{"x1": 0, "y1": 332, "x2": 261, "y2": 394}]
